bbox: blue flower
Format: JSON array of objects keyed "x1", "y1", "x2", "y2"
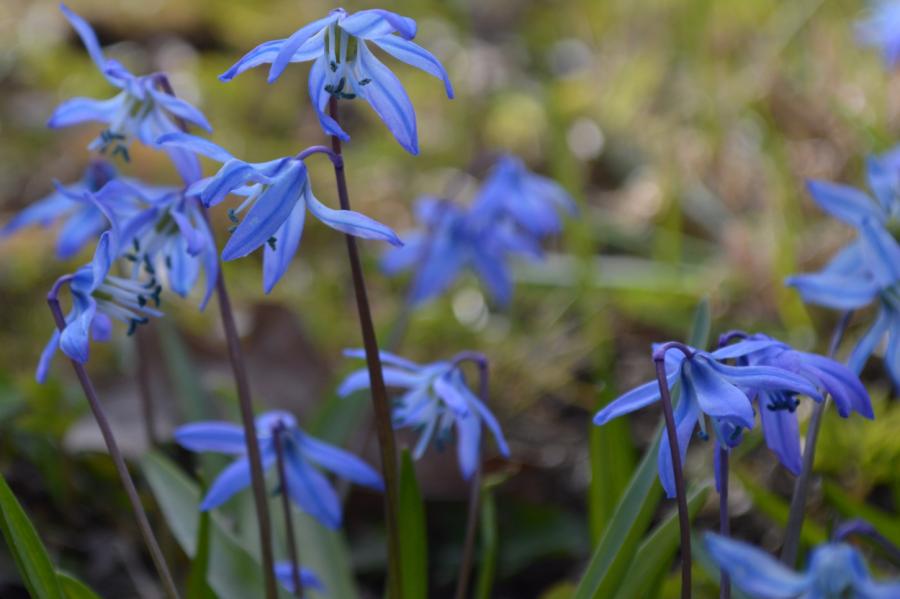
[
  {"x1": 38, "y1": 227, "x2": 162, "y2": 383},
  {"x1": 158, "y1": 132, "x2": 402, "y2": 292},
  {"x1": 786, "y1": 153, "x2": 900, "y2": 385},
  {"x1": 704, "y1": 532, "x2": 900, "y2": 599},
  {"x1": 174, "y1": 410, "x2": 383, "y2": 529},
  {"x1": 715, "y1": 333, "x2": 873, "y2": 474},
  {"x1": 273, "y1": 563, "x2": 323, "y2": 595},
  {"x1": 469, "y1": 155, "x2": 578, "y2": 237},
  {"x1": 593, "y1": 341, "x2": 821, "y2": 497},
  {"x1": 220, "y1": 8, "x2": 454, "y2": 155},
  {"x1": 338, "y1": 350, "x2": 510, "y2": 479},
  {"x1": 48, "y1": 5, "x2": 211, "y2": 162},
  {"x1": 381, "y1": 197, "x2": 541, "y2": 306},
  {"x1": 857, "y1": 1, "x2": 900, "y2": 67},
  {"x1": 0, "y1": 161, "x2": 119, "y2": 258}
]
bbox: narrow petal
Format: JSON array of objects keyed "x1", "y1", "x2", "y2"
[
  {"x1": 0, "y1": 190, "x2": 76, "y2": 236},
  {"x1": 859, "y1": 219, "x2": 900, "y2": 286},
  {"x1": 299, "y1": 434, "x2": 383, "y2": 490},
  {"x1": 47, "y1": 95, "x2": 120, "y2": 129},
  {"x1": 468, "y1": 393, "x2": 510, "y2": 457},
  {"x1": 380, "y1": 232, "x2": 425, "y2": 274},
  {"x1": 342, "y1": 348, "x2": 423, "y2": 371},
  {"x1": 657, "y1": 388, "x2": 699, "y2": 498},
  {"x1": 470, "y1": 248, "x2": 513, "y2": 305},
  {"x1": 758, "y1": 393, "x2": 802, "y2": 474},
  {"x1": 593, "y1": 380, "x2": 662, "y2": 425},
  {"x1": 59, "y1": 299, "x2": 97, "y2": 364},
  {"x1": 59, "y1": 4, "x2": 108, "y2": 72},
  {"x1": 167, "y1": 237, "x2": 201, "y2": 298},
  {"x1": 222, "y1": 31, "x2": 324, "y2": 82},
  {"x1": 408, "y1": 236, "x2": 466, "y2": 305},
  {"x1": 356, "y1": 42, "x2": 419, "y2": 154},
  {"x1": 305, "y1": 192, "x2": 402, "y2": 245},
  {"x1": 455, "y1": 412, "x2": 482, "y2": 479},
  {"x1": 707, "y1": 360, "x2": 821, "y2": 401},
  {"x1": 36, "y1": 329, "x2": 62, "y2": 383},
  {"x1": 284, "y1": 451, "x2": 342, "y2": 529},
  {"x1": 156, "y1": 132, "x2": 234, "y2": 163},
  {"x1": 848, "y1": 306, "x2": 891, "y2": 375},
  {"x1": 703, "y1": 533, "x2": 808, "y2": 599},
  {"x1": 785, "y1": 272, "x2": 879, "y2": 310},
  {"x1": 371, "y1": 36, "x2": 454, "y2": 97},
  {"x1": 201, "y1": 456, "x2": 254, "y2": 510},
  {"x1": 339, "y1": 10, "x2": 417, "y2": 40},
  {"x1": 274, "y1": 564, "x2": 324, "y2": 594},
  {"x1": 433, "y1": 373, "x2": 472, "y2": 416},
  {"x1": 805, "y1": 179, "x2": 883, "y2": 226},
  {"x1": 263, "y1": 200, "x2": 306, "y2": 294},
  {"x1": 149, "y1": 89, "x2": 213, "y2": 132},
  {"x1": 174, "y1": 422, "x2": 247, "y2": 454},
  {"x1": 337, "y1": 366, "x2": 423, "y2": 396},
  {"x1": 268, "y1": 14, "x2": 339, "y2": 82},
  {"x1": 710, "y1": 338, "x2": 783, "y2": 360}
]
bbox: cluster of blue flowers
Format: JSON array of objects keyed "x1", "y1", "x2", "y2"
[{"x1": 382, "y1": 155, "x2": 577, "y2": 306}]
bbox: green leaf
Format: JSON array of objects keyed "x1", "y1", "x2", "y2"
[
  {"x1": 186, "y1": 507, "x2": 215, "y2": 599},
  {"x1": 612, "y1": 484, "x2": 711, "y2": 599},
  {"x1": 0, "y1": 471, "x2": 64, "y2": 599},
  {"x1": 573, "y1": 433, "x2": 663, "y2": 599},
  {"x1": 687, "y1": 297, "x2": 711, "y2": 349},
  {"x1": 57, "y1": 572, "x2": 101, "y2": 599},
  {"x1": 141, "y1": 451, "x2": 291, "y2": 599},
  {"x1": 289, "y1": 509, "x2": 359, "y2": 599},
  {"x1": 398, "y1": 450, "x2": 428, "y2": 599},
  {"x1": 474, "y1": 487, "x2": 498, "y2": 599}
]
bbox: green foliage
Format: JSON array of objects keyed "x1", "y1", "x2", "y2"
[
  {"x1": 398, "y1": 450, "x2": 428, "y2": 599},
  {"x1": 474, "y1": 486, "x2": 498, "y2": 599},
  {"x1": 56, "y1": 573, "x2": 102, "y2": 599}
]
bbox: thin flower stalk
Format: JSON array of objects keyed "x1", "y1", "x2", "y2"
[
  {"x1": 274, "y1": 424, "x2": 304, "y2": 598},
  {"x1": 718, "y1": 445, "x2": 731, "y2": 599},
  {"x1": 327, "y1": 95, "x2": 403, "y2": 599},
  {"x1": 47, "y1": 278, "x2": 180, "y2": 599}
]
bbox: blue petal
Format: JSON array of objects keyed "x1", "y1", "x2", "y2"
[
  {"x1": 805, "y1": 179, "x2": 883, "y2": 226},
  {"x1": 298, "y1": 433, "x2": 383, "y2": 490},
  {"x1": 848, "y1": 305, "x2": 892, "y2": 375},
  {"x1": 56, "y1": 207, "x2": 107, "y2": 259},
  {"x1": 467, "y1": 392, "x2": 510, "y2": 457},
  {"x1": 47, "y1": 95, "x2": 121, "y2": 129},
  {"x1": 59, "y1": 4, "x2": 108, "y2": 73},
  {"x1": 886, "y1": 308, "x2": 900, "y2": 388},
  {"x1": 221, "y1": 33, "x2": 325, "y2": 82},
  {"x1": 202, "y1": 161, "x2": 274, "y2": 208},
  {"x1": 593, "y1": 380, "x2": 663, "y2": 425},
  {"x1": 305, "y1": 192, "x2": 402, "y2": 245},
  {"x1": 356, "y1": 42, "x2": 418, "y2": 154},
  {"x1": 380, "y1": 232, "x2": 425, "y2": 274},
  {"x1": 273, "y1": 564, "x2": 324, "y2": 594},
  {"x1": 201, "y1": 456, "x2": 255, "y2": 511},
  {"x1": 342, "y1": 348, "x2": 423, "y2": 371},
  {"x1": 167, "y1": 237, "x2": 201, "y2": 298},
  {"x1": 59, "y1": 298, "x2": 96, "y2": 364},
  {"x1": 798, "y1": 353, "x2": 873, "y2": 419},
  {"x1": 858, "y1": 219, "x2": 900, "y2": 286},
  {"x1": 268, "y1": 14, "x2": 339, "y2": 82},
  {"x1": 339, "y1": 10, "x2": 417, "y2": 40},
  {"x1": 284, "y1": 450, "x2": 342, "y2": 529},
  {"x1": 433, "y1": 373, "x2": 472, "y2": 416},
  {"x1": 148, "y1": 89, "x2": 212, "y2": 132},
  {"x1": 703, "y1": 533, "x2": 808, "y2": 599},
  {"x1": 408, "y1": 235, "x2": 466, "y2": 305},
  {"x1": 0, "y1": 189, "x2": 77, "y2": 236},
  {"x1": 337, "y1": 366, "x2": 423, "y2": 396},
  {"x1": 865, "y1": 156, "x2": 897, "y2": 215},
  {"x1": 710, "y1": 338, "x2": 783, "y2": 361},
  {"x1": 683, "y1": 358, "x2": 755, "y2": 428},
  {"x1": 758, "y1": 392, "x2": 802, "y2": 474},
  {"x1": 174, "y1": 422, "x2": 247, "y2": 454},
  {"x1": 222, "y1": 161, "x2": 306, "y2": 260},
  {"x1": 785, "y1": 272, "x2": 879, "y2": 310},
  {"x1": 156, "y1": 132, "x2": 235, "y2": 163},
  {"x1": 706, "y1": 360, "x2": 821, "y2": 402},
  {"x1": 36, "y1": 329, "x2": 62, "y2": 383},
  {"x1": 455, "y1": 412, "x2": 482, "y2": 479},
  {"x1": 656, "y1": 390, "x2": 699, "y2": 498},
  {"x1": 307, "y1": 55, "x2": 350, "y2": 140},
  {"x1": 262, "y1": 199, "x2": 306, "y2": 294},
  {"x1": 470, "y1": 248, "x2": 513, "y2": 305},
  {"x1": 371, "y1": 36, "x2": 454, "y2": 97}
]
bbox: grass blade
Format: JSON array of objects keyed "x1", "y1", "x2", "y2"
[{"x1": 398, "y1": 450, "x2": 428, "y2": 599}]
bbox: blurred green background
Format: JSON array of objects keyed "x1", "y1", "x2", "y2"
[{"x1": 0, "y1": 0, "x2": 899, "y2": 597}]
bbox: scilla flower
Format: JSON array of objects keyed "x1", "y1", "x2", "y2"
[
  {"x1": 48, "y1": 5, "x2": 211, "y2": 161},
  {"x1": 716, "y1": 333, "x2": 873, "y2": 474},
  {"x1": 37, "y1": 227, "x2": 161, "y2": 383},
  {"x1": 593, "y1": 341, "x2": 820, "y2": 497},
  {"x1": 175, "y1": 410, "x2": 383, "y2": 529},
  {"x1": 857, "y1": 1, "x2": 900, "y2": 68},
  {"x1": 158, "y1": 132, "x2": 401, "y2": 292},
  {"x1": 338, "y1": 350, "x2": 509, "y2": 479},
  {"x1": 381, "y1": 197, "x2": 541, "y2": 306},
  {"x1": 704, "y1": 532, "x2": 900, "y2": 598},
  {"x1": 274, "y1": 564, "x2": 323, "y2": 595},
  {"x1": 220, "y1": 8, "x2": 454, "y2": 154},
  {"x1": 1, "y1": 160, "x2": 119, "y2": 258},
  {"x1": 787, "y1": 152, "x2": 900, "y2": 384}
]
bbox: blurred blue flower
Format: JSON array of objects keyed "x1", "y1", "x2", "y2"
[
  {"x1": 381, "y1": 197, "x2": 541, "y2": 306},
  {"x1": 175, "y1": 410, "x2": 383, "y2": 529},
  {"x1": 338, "y1": 350, "x2": 509, "y2": 479},
  {"x1": 786, "y1": 152, "x2": 900, "y2": 385},
  {"x1": 0, "y1": 161, "x2": 119, "y2": 258},
  {"x1": 704, "y1": 532, "x2": 900, "y2": 599},
  {"x1": 857, "y1": 1, "x2": 900, "y2": 67},
  {"x1": 469, "y1": 155, "x2": 578, "y2": 237},
  {"x1": 716, "y1": 333, "x2": 873, "y2": 474},
  {"x1": 220, "y1": 7, "x2": 454, "y2": 154},
  {"x1": 274, "y1": 563, "x2": 324, "y2": 595},
  {"x1": 593, "y1": 341, "x2": 821, "y2": 497},
  {"x1": 158, "y1": 132, "x2": 402, "y2": 292},
  {"x1": 48, "y1": 5, "x2": 211, "y2": 163},
  {"x1": 38, "y1": 227, "x2": 161, "y2": 383}
]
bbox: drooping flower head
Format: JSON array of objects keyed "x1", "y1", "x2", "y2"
[
  {"x1": 158, "y1": 132, "x2": 401, "y2": 292},
  {"x1": 338, "y1": 350, "x2": 509, "y2": 479},
  {"x1": 857, "y1": 1, "x2": 900, "y2": 68},
  {"x1": 175, "y1": 410, "x2": 383, "y2": 529},
  {"x1": 0, "y1": 160, "x2": 120, "y2": 258},
  {"x1": 786, "y1": 151, "x2": 900, "y2": 385},
  {"x1": 220, "y1": 8, "x2": 454, "y2": 154},
  {"x1": 49, "y1": 4, "x2": 211, "y2": 165},
  {"x1": 704, "y1": 532, "x2": 900, "y2": 599},
  {"x1": 593, "y1": 340, "x2": 821, "y2": 497},
  {"x1": 38, "y1": 226, "x2": 162, "y2": 383},
  {"x1": 381, "y1": 197, "x2": 542, "y2": 306},
  {"x1": 715, "y1": 332, "x2": 873, "y2": 474}
]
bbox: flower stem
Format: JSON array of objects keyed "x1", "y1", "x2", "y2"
[
  {"x1": 718, "y1": 445, "x2": 730, "y2": 599},
  {"x1": 274, "y1": 425, "x2": 303, "y2": 598},
  {"x1": 47, "y1": 286, "x2": 180, "y2": 599},
  {"x1": 780, "y1": 310, "x2": 853, "y2": 566},
  {"x1": 653, "y1": 356, "x2": 691, "y2": 599},
  {"x1": 135, "y1": 329, "x2": 159, "y2": 447},
  {"x1": 155, "y1": 73, "x2": 279, "y2": 599},
  {"x1": 451, "y1": 351, "x2": 489, "y2": 599},
  {"x1": 326, "y1": 96, "x2": 403, "y2": 599}
]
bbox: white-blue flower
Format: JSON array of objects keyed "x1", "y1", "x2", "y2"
[{"x1": 220, "y1": 7, "x2": 454, "y2": 155}]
